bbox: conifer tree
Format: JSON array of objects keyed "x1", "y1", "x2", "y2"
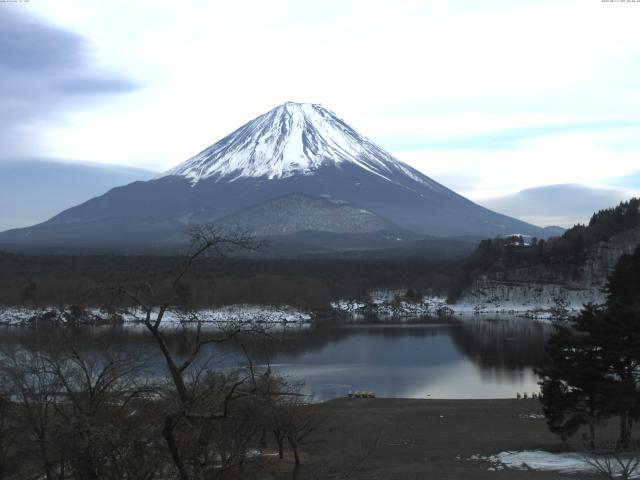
[
  {"x1": 538, "y1": 245, "x2": 640, "y2": 450},
  {"x1": 537, "y1": 304, "x2": 610, "y2": 449}
]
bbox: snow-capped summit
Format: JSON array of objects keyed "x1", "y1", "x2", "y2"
[
  {"x1": 162, "y1": 102, "x2": 433, "y2": 188},
  {"x1": 0, "y1": 102, "x2": 554, "y2": 251}
]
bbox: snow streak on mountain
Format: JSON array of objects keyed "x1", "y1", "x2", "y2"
[{"x1": 163, "y1": 102, "x2": 439, "y2": 190}]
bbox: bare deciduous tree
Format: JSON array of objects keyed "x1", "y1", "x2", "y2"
[
  {"x1": 0, "y1": 339, "x2": 156, "y2": 480},
  {"x1": 0, "y1": 227, "x2": 329, "y2": 480},
  {"x1": 112, "y1": 227, "x2": 290, "y2": 480},
  {"x1": 583, "y1": 441, "x2": 640, "y2": 480}
]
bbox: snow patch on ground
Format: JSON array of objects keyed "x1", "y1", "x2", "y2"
[
  {"x1": 0, "y1": 304, "x2": 313, "y2": 327},
  {"x1": 0, "y1": 306, "x2": 44, "y2": 326},
  {"x1": 490, "y1": 450, "x2": 593, "y2": 473},
  {"x1": 0, "y1": 281, "x2": 603, "y2": 328},
  {"x1": 455, "y1": 281, "x2": 603, "y2": 318},
  {"x1": 121, "y1": 304, "x2": 312, "y2": 325},
  {"x1": 470, "y1": 450, "x2": 640, "y2": 477},
  {"x1": 331, "y1": 285, "x2": 602, "y2": 320},
  {"x1": 331, "y1": 290, "x2": 452, "y2": 318}
]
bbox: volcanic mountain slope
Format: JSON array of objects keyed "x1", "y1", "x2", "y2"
[
  {"x1": 0, "y1": 102, "x2": 550, "y2": 250},
  {"x1": 216, "y1": 193, "x2": 398, "y2": 236},
  {"x1": 0, "y1": 159, "x2": 155, "y2": 231}
]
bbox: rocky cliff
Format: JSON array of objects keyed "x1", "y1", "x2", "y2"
[{"x1": 455, "y1": 225, "x2": 640, "y2": 316}]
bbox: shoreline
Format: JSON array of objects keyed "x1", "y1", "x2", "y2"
[{"x1": 0, "y1": 297, "x2": 582, "y2": 327}]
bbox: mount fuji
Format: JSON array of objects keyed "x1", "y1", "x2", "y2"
[{"x1": 0, "y1": 102, "x2": 551, "y2": 253}]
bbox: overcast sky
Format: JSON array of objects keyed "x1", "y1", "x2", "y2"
[{"x1": 2, "y1": 0, "x2": 640, "y2": 206}]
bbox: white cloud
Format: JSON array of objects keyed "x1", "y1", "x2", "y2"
[
  {"x1": 396, "y1": 129, "x2": 640, "y2": 199},
  {"x1": 476, "y1": 184, "x2": 639, "y2": 228},
  {"x1": 18, "y1": 0, "x2": 640, "y2": 193}
]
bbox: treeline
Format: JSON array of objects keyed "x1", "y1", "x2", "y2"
[
  {"x1": 449, "y1": 197, "x2": 640, "y2": 300},
  {"x1": 0, "y1": 251, "x2": 459, "y2": 311}
]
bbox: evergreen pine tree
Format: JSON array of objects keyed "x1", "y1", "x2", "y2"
[
  {"x1": 537, "y1": 304, "x2": 610, "y2": 449},
  {"x1": 538, "y1": 245, "x2": 640, "y2": 450}
]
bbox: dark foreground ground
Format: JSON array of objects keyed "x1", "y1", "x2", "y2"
[{"x1": 268, "y1": 398, "x2": 599, "y2": 480}]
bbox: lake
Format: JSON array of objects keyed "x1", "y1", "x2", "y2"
[{"x1": 0, "y1": 314, "x2": 550, "y2": 401}]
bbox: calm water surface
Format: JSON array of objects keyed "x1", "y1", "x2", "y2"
[
  {"x1": 257, "y1": 318, "x2": 549, "y2": 400},
  {"x1": 0, "y1": 316, "x2": 550, "y2": 401}
]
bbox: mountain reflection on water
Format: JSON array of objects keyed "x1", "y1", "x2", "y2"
[{"x1": 0, "y1": 316, "x2": 551, "y2": 401}]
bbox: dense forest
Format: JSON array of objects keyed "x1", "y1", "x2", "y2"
[
  {"x1": 449, "y1": 197, "x2": 640, "y2": 300},
  {"x1": 4, "y1": 198, "x2": 637, "y2": 312},
  {"x1": 0, "y1": 251, "x2": 458, "y2": 311}
]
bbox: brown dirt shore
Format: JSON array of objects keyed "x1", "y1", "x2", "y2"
[{"x1": 282, "y1": 398, "x2": 597, "y2": 480}]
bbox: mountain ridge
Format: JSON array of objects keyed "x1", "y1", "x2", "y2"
[
  {"x1": 0, "y1": 102, "x2": 552, "y2": 252},
  {"x1": 0, "y1": 159, "x2": 155, "y2": 231}
]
